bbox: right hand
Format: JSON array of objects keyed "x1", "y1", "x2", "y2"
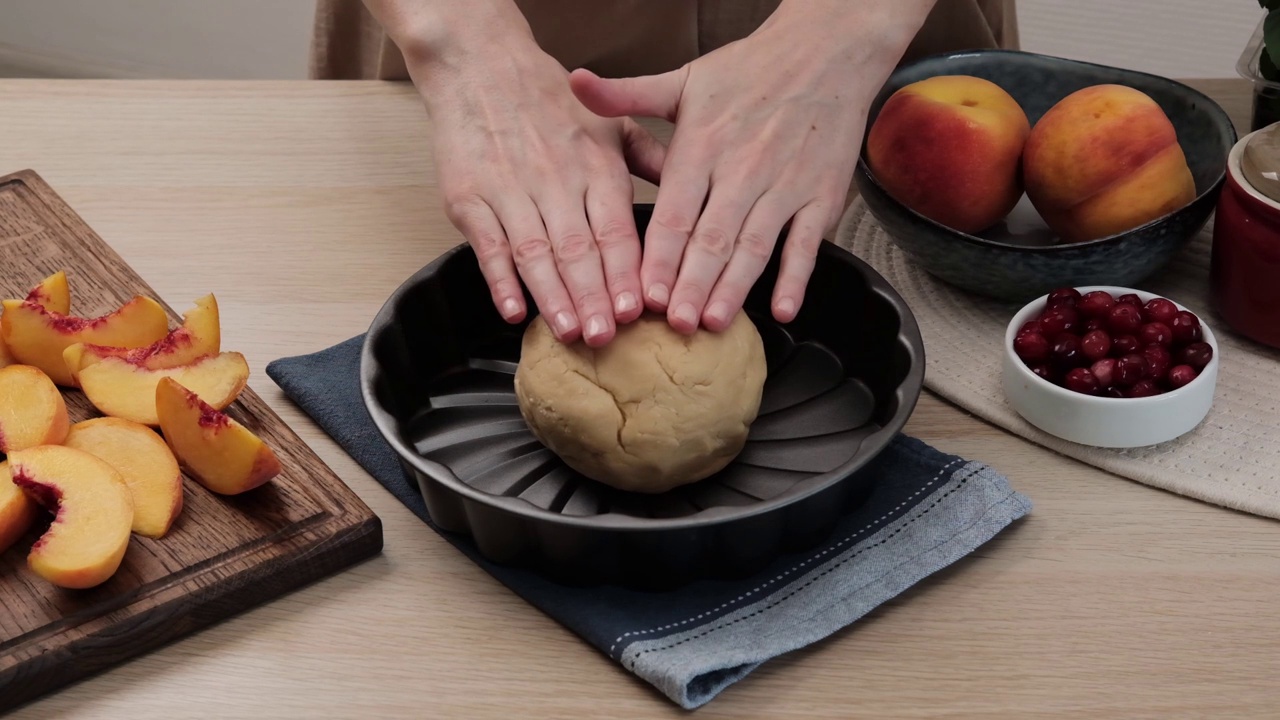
[{"x1": 414, "y1": 37, "x2": 667, "y2": 347}]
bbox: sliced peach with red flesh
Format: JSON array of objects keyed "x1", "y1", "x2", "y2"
[
  {"x1": 156, "y1": 377, "x2": 281, "y2": 495},
  {"x1": 0, "y1": 461, "x2": 40, "y2": 555},
  {"x1": 68, "y1": 294, "x2": 220, "y2": 382},
  {"x1": 24, "y1": 271, "x2": 71, "y2": 315},
  {"x1": 1, "y1": 296, "x2": 169, "y2": 386},
  {"x1": 65, "y1": 418, "x2": 184, "y2": 538},
  {"x1": 0, "y1": 364, "x2": 70, "y2": 452},
  {"x1": 9, "y1": 445, "x2": 134, "y2": 590},
  {"x1": 2, "y1": 271, "x2": 71, "y2": 368},
  {"x1": 78, "y1": 351, "x2": 249, "y2": 426}
]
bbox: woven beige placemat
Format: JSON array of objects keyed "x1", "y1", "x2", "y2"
[{"x1": 836, "y1": 198, "x2": 1280, "y2": 520}]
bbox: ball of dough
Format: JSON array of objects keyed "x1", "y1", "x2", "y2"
[{"x1": 514, "y1": 312, "x2": 767, "y2": 494}]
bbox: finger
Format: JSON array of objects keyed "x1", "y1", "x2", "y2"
[
  {"x1": 702, "y1": 194, "x2": 792, "y2": 332},
  {"x1": 444, "y1": 193, "x2": 527, "y2": 323},
  {"x1": 640, "y1": 157, "x2": 709, "y2": 314},
  {"x1": 666, "y1": 185, "x2": 757, "y2": 334},
  {"x1": 772, "y1": 200, "x2": 836, "y2": 323},
  {"x1": 585, "y1": 171, "x2": 644, "y2": 326},
  {"x1": 621, "y1": 119, "x2": 667, "y2": 185},
  {"x1": 569, "y1": 67, "x2": 686, "y2": 122},
  {"x1": 539, "y1": 190, "x2": 616, "y2": 347},
  {"x1": 489, "y1": 193, "x2": 581, "y2": 343}
]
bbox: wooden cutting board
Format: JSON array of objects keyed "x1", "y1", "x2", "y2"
[{"x1": 0, "y1": 170, "x2": 383, "y2": 709}]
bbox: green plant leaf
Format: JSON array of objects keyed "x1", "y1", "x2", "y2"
[
  {"x1": 1265, "y1": 11, "x2": 1280, "y2": 75},
  {"x1": 1264, "y1": 42, "x2": 1280, "y2": 81}
]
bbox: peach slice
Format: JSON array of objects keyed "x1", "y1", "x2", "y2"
[
  {"x1": 156, "y1": 377, "x2": 281, "y2": 495},
  {"x1": 1, "y1": 296, "x2": 169, "y2": 386},
  {"x1": 66, "y1": 294, "x2": 220, "y2": 383},
  {"x1": 0, "y1": 365, "x2": 70, "y2": 452},
  {"x1": 0, "y1": 461, "x2": 40, "y2": 555},
  {"x1": 78, "y1": 351, "x2": 249, "y2": 426},
  {"x1": 64, "y1": 418, "x2": 184, "y2": 538},
  {"x1": 1, "y1": 272, "x2": 70, "y2": 369},
  {"x1": 24, "y1": 271, "x2": 71, "y2": 315},
  {"x1": 8, "y1": 445, "x2": 134, "y2": 589}
]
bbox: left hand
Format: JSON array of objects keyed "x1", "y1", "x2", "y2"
[{"x1": 569, "y1": 2, "x2": 923, "y2": 333}]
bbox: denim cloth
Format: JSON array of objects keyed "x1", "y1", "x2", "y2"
[{"x1": 266, "y1": 335, "x2": 1032, "y2": 709}]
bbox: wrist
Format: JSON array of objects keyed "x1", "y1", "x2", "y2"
[
  {"x1": 369, "y1": 1, "x2": 542, "y2": 96},
  {"x1": 768, "y1": 0, "x2": 937, "y2": 70}
]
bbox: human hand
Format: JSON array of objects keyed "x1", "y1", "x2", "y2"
[
  {"x1": 413, "y1": 29, "x2": 667, "y2": 346},
  {"x1": 569, "y1": 0, "x2": 932, "y2": 333}
]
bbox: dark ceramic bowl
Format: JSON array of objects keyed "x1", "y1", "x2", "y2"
[
  {"x1": 361, "y1": 205, "x2": 925, "y2": 589},
  {"x1": 854, "y1": 49, "x2": 1237, "y2": 302}
]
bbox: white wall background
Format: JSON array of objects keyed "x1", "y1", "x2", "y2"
[{"x1": 0, "y1": 0, "x2": 1267, "y2": 80}]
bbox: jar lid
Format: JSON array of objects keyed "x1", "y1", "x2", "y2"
[{"x1": 1241, "y1": 122, "x2": 1280, "y2": 202}]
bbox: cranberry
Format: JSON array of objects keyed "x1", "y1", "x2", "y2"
[
  {"x1": 1080, "y1": 329, "x2": 1112, "y2": 361},
  {"x1": 1115, "y1": 353, "x2": 1147, "y2": 387},
  {"x1": 1082, "y1": 318, "x2": 1106, "y2": 334},
  {"x1": 1112, "y1": 334, "x2": 1141, "y2": 356},
  {"x1": 1170, "y1": 311, "x2": 1202, "y2": 344},
  {"x1": 1178, "y1": 341, "x2": 1214, "y2": 370},
  {"x1": 1138, "y1": 321, "x2": 1173, "y2": 348},
  {"x1": 1107, "y1": 304, "x2": 1143, "y2": 334},
  {"x1": 1018, "y1": 319, "x2": 1044, "y2": 337},
  {"x1": 1127, "y1": 379, "x2": 1163, "y2": 398},
  {"x1": 1078, "y1": 290, "x2": 1117, "y2": 319},
  {"x1": 1046, "y1": 287, "x2": 1082, "y2": 308},
  {"x1": 1029, "y1": 362, "x2": 1057, "y2": 384},
  {"x1": 1090, "y1": 358, "x2": 1118, "y2": 388},
  {"x1": 1064, "y1": 367, "x2": 1101, "y2": 395},
  {"x1": 1142, "y1": 298, "x2": 1179, "y2": 325},
  {"x1": 1117, "y1": 293, "x2": 1143, "y2": 307},
  {"x1": 1014, "y1": 332, "x2": 1051, "y2": 362},
  {"x1": 1040, "y1": 306, "x2": 1080, "y2": 337},
  {"x1": 1167, "y1": 365, "x2": 1198, "y2": 389},
  {"x1": 1104, "y1": 386, "x2": 1127, "y2": 398},
  {"x1": 1051, "y1": 333, "x2": 1084, "y2": 368},
  {"x1": 1142, "y1": 344, "x2": 1172, "y2": 381}
]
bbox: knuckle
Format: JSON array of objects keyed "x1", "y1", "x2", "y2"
[
  {"x1": 554, "y1": 233, "x2": 598, "y2": 263},
  {"x1": 511, "y1": 235, "x2": 553, "y2": 264},
  {"x1": 572, "y1": 288, "x2": 609, "y2": 311},
  {"x1": 690, "y1": 226, "x2": 733, "y2": 258},
  {"x1": 470, "y1": 233, "x2": 507, "y2": 261},
  {"x1": 736, "y1": 230, "x2": 775, "y2": 262},
  {"x1": 443, "y1": 191, "x2": 486, "y2": 224},
  {"x1": 594, "y1": 218, "x2": 637, "y2": 249},
  {"x1": 652, "y1": 209, "x2": 697, "y2": 237}
]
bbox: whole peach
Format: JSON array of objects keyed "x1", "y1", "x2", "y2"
[
  {"x1": 1023, "y1": 84, "x2": 1196, "y2": 243},
  {"x1": 866, "y1": 75, "x2": 1031, "y2": 234}
]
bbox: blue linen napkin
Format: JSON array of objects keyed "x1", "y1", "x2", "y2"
[{"x1": 266, "y1": 335, "x2": 1032, "y2": 709}]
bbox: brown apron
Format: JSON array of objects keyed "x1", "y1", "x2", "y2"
[{"x1": 309, "y1": 0, "x2": 1018, "y2": 81}]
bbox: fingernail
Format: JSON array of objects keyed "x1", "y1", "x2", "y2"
[
  {"x1": 554, "y1": 311, "x2": 577, "y2": 336},
  {"x1": 501, "y1": 298, "x2": 521, "y2": 320},
  {"x1": 673, "y1": 303, "x2": 698, "y2": 328},
  {"x1": 615, "y1": 292, "x2": 638, "y2": 315},
  {"x1": 647, "y1": 283, "x2": 670, "y2": 307},
  {"x1": 705, "y1": 301, "x2": 731, "y2": 327},
  {"x1": 776, "y1": 297, "x2": 796, "y2": 319},
  {"x1": 585, "y1": 314, "x2": 607, "y2": 341}
]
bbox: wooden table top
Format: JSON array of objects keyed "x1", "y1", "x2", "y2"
[{"x1": 1, "y1": 77, "x2": 1275, "y2": 718}]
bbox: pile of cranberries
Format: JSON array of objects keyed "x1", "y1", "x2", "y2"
[{"x1": 1013, "y1": 288, "x2": 1214, "y2": 398}]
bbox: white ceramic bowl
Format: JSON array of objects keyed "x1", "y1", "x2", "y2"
[{"x1": 1002, "y1": 286, "x2": 1220, "y2": 448}]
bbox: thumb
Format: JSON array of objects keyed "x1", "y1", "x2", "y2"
[
  {"x1": 621, "y1": 119, "x2": 667, "y2": 185},
  {"x1": 569, "y1": 67, "x2": 686, "y2": 122}
]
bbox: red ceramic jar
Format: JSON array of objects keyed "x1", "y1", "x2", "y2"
[{"x1": 1211, "y1": 128, "x2": 1280, "y2": 348}]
